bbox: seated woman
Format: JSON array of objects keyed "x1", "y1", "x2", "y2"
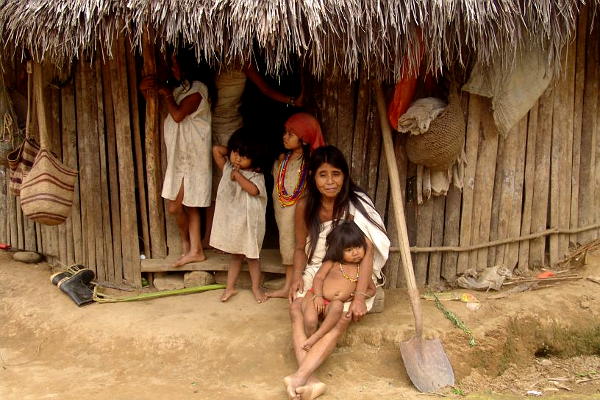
[{"x1": 284, "y1": 146, "x2": 390, "y2": 399}]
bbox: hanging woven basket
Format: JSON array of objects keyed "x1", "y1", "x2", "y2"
[{"x1": 405, "y1": 89, "x2": 466, "y2": 171}]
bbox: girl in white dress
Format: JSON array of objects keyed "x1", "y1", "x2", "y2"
[
  {"x1": 140, "y1": 51, "x2": 212, "y2": 268},
  {"x1": 210, "y1": 130, "x2": 268, "y2": 303}
]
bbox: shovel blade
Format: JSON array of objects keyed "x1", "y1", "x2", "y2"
[{"x1": 399, "y1": 336, "x2": 455, "y2": 393}]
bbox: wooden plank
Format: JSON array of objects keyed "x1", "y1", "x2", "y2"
[
  {"x1": 365, "y1": 97, "x2": 382, "y2": 201},
  {"x1": 141, "y1": 29, "x2": 167, "y2": 259},
  {"x1": 15, "y1": 196, "x2": 24, "y2": 250},
  {"x1": 504, "y1": 117, "x2": 528, "y2": 270},
  {"x1": 441, "y1": 185, "x2": 461, "y2": 281},
  {"x1": 427, "y1": 196, "x2": 445, "y2": 286},
  {"x1": 570, "y1": 7, "x2": 587, "y2": 246},
  {"x1": 96, "y1": 62, "x2": 114, "y2": 281},
  {"x1": 0, "y1": 168, "x2": 6, "y2": 244},
  {"x1": 61, "y1": 78, "x2": 80, "y2": 265},
  {"x1": 8, "y1": 191, "x2": 17, "y2": 248},
  {"x1": 46, "y1": 78, "x2": 61, "y2": 259},
  {"x1": 471, "y1": 101, "x2": 499, "y2": 270},
  {"x1": 111, "y1": 35, "x2": 141, "y2": 286},
  {"x1": 336, "y1": 78, "x2": 355, "y2": 159},
  {"x1": 517, "y1": 101, "x2": 539, "y2": 272},
  {"x1": 578, "y1": 17, "x2": 598, "y2": 244},
  {"x1": 529, "y1": 86, "x2": 554, "y2": 266},
  {"x1": 101, "y1": 61, "x2": 123, "y2": 280},
  {"x1": 350, "y1": 69, "x2": 371, "y2": 189},
  {"x1": 487, "y1": 130, "x2": 506, "y2": 266},
  {"x1": 414, "y1": 166, "x2": 433, "y2": 285},
  {"x1": 127, "y1": 44, "x2": 152, "y2": 259},
  {"x1": 321, "y1": 76, "x2": 339, "y2": 146},
  {"x1": 141, "y1": 249, "x2": 283, "y2": 273},
  {"x1": 457, "y1": 95, "x2": 481, "y2": 273}
]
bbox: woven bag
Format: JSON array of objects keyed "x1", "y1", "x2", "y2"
[
  {"x1": 7, "y1": 137, "x2": 39, "y2": 195},
  {"x1": 20, "y1": 149, "x2": 77, "y2": 225},
  {"x1": 405, "y1": 90, "x2": 466, "y2": 171}
]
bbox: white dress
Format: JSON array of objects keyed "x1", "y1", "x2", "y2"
[
  {"x1": 161, "y1": 81, "x2": 212, "y2": 207},
  {"x1": 210, "y1": 161, "x2": 268, "y2": 259}
]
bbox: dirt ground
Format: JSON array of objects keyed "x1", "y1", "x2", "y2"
[{"x1": 1, "y1": 251, "x2": 600, "y2": 400}]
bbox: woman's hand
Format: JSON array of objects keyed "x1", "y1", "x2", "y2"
[
  {"x1": 347, "y1": 295, "x2": 367, "y2": 322},
  {"x1": 139, "y1": 76, "x2": 157, "y2": 92},
  {"x1": 288, "y1": 277, "x2": 304, "y2": 304}
]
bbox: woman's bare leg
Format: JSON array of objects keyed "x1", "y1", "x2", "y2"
[
  {"x1": 266, "y1": 265, "x2": 293, "y2": 298},
  {"x1": 285, "y1": 309, "x2": 352, "y2": 398},
  {"x1": 221, "y1": 254, "x2": 243, "y2": 302},
  {"x1": 247, "y1": 258, "x2": 268, "y2": 303},
  {"x1": 173, "y1": 206, "x2": 206, "y2": 267},
  {"x1": 287, "y1": 299, "x2": 327, "y2": 399},
  {"x1": 303, "y1": 300, "x2": 343, "y2": 351}
]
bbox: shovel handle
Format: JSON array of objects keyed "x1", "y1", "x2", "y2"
[{"x1": 374, "y1": 82, "x2": 423, "y2": 338}]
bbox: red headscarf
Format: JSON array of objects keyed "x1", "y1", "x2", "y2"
[{"x1": 284, "y1": 113, "x2": 325, "y2": 151}]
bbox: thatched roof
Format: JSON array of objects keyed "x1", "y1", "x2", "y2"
[{"x1": 0, "y1": 0, "x2": 594, "y2": 80}]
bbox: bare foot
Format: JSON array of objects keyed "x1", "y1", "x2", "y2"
[
  {"x1": 171, "y1": 252, "x2": 207, "y2": 268},
  {"x1": 283, "y1": 376, "x2": 302, "y2": 400},
  {"x1": 302, "y1": 335, "x2": 318, "y2": 352},
  {"x1": 296, "y1": 381, "x2": 327, "y2": 400},
  {"x1": 252, "y1": 287, "x2": 268, "y2": 304},
  {"x1": 220, "y1": 289, "x2": 238, "y2": 302},
  {"x1": 266, "y1": 286, "x2": 290, "y2": 299}
]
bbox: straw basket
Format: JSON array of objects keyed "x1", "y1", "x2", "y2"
[
  {"x1": 405, "y1": 91, "x2": 466, "y2": 171},
  {"x1": 20, "y1": 149, "x2": 77, "y2": 225},
  {"x1": 7, "y1": 137, "x2": 39, "y2": 195}
]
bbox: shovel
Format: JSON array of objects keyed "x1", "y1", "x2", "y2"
[{"x1": 374, "y1": 82, "x2": 455, "y2": 392}]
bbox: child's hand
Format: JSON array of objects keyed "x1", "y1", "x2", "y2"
[
  {"x1": 230, "y1": 167, "x2": 239, "y2": 181},
  {"x1": 312, "y1": 295, "x2": 325, "y2": 314}
]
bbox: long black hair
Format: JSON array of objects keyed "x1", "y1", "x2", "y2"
[
  {"x1": 227, "y1": 128, "x2": 266, "y2": 172},
  {"x1": 323, "y1": 221, "x2": 367, "y2": 264},
  {"x1": 305, "y1": 145, "x2": 386, "y2": 263},
  {"x1": 166, "y1": 46, "x2": 216, "y2": 104}
]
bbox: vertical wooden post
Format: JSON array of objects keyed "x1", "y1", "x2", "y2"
[{"x1": 142, "y1": 27, "x2": 167, "y2": 259}]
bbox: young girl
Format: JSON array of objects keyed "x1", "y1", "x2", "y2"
[
  {"x1": 210, "y1": 129, "x2": 268, "y2": 303},
  {"x1": 301, "y1": 221, "x2": 376, "y2": 351},
  {"x1": 267, "y1": 113, "x2": 325, "y2": 298}
]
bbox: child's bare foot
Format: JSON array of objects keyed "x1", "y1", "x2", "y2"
[
  {"x1": 283, "y1": 375, "x2": 302, "y2": 400},
  {"x1": 171, "y1": 252, "x2": 207, "y2": 268},
  {"x1": 252, "y1": 287, "x2": 268, "y2": 304},
  {"x1": 220, "y1": 289, "x2": 238, "y2": 302},
  {"x1": 296, "y1": 381, "x2": 327, "y2": 400},
  {"x1": 182, "y1": 240, "x2": 191, "y2": 255},
  {"x1": 302, "y1": 335, "x2": 318, "y2": 352},
  {"x1": 266, "y1": 286, "x2": 290, "y2": 299}
]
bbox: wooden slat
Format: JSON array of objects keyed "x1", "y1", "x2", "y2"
[
  {"x1": 15, "y1": 196, "x2": 23, "y2": 250},
  {"x1": 414, "y1": 167, "x2": 433, "y2": 285},
  {"x1": 472, "y1": 102, "x2": 499, "y2": 270},
  {"x1": 457, "y1": 94, "x2": 481, "y2": 273},
  {"x1": 0, "y1": 168, "x2": 6, "y2": 244},
  {"x1": 111, "y1": 35, "x2": 141, "y2": 286},
  {"x1": 570, "y1": 7, "x2": 587, "y2": 246},
  {"x1": 336, "y1": 79, "x2": 355, "y2": 159},
  {"x1": 321, "y1": 76, "x2": 339, "y2": 146},
  {"x1": 529, "y1": 86, "x2": 554, "y2": 266},
  {"x1": 517, "y1": 101, "x2": 539, "y2": 272},
  {"x1": 365, "y1": 99, "x2": 381, "y2": 201},
  {"x1": 101, "y1": 61, "x2": 124, "y2": 280},
  {"x1": 487, "y1": 130, "x2": 506, "y2": 266},
  {"x1": 8, "y1": 191, "x2": 17, "y2": 248},
  {"x1": 427, "y1": 196, "x2": 445, "y2": 285},
  {"x1": 350, "y1": 69, "x2": 371, "y2": 189}
]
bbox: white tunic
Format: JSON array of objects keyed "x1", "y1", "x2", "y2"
[
  {"x1": 210, "y1": 161, "x2": 268, "y2": 259},
  {"x1": 161, "y1": 81, "x2": 212, "y2": 207}
]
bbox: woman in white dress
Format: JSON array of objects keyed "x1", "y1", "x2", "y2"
[{"x1": 140, "y1": 51, "x2": 212, "y2": 267}]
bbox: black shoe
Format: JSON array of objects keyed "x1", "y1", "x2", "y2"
[{"x1": 56, "y1": 266, "x2": 96, "y2": 307}]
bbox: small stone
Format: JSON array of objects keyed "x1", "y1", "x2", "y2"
[
  {"x1": 580, "y1": 300, "x2": 591, "y2": 309},
  {"x1": 369, "y1": 287, "x2": 385, "y2": 314},
  {"x1": 184, "y1": 271, "x2": 215, "y2": 287},
  {"x1": 214, "y1": 271, "x2": 253, "y2": 289},
  {"x1": 153, "y1": 272, "x2": 185, "y2": 291},
  {"x1": 13, "y1": 251, "x2": 43, "y2": 263},
  {"x1": 539, "y1": 359, "x2": 553, "y2": 366}
]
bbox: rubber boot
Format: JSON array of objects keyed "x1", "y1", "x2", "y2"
[{"x1": 56, "y1": 266, "x2": 96, "y2": 307}]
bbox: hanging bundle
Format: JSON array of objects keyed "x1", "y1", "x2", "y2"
[
  {"x1": 404, "y1": 88, "x2": 466, "y2": 171},
  {"x1": 0, "y1": 68, "x2": 23, "y2": 165},
  {"x1": 19, "y1": 62, "x2": 77, "y2": 225}
]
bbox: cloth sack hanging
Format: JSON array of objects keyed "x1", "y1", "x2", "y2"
[
  {"x1": 7, "y1": 136, "x2": 39, "y2": 195},
  {"x1": 20, "y1": 148, "x2": 77, "y2": 225}
]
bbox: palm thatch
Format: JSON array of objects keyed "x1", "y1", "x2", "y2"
[{"x1": 0, "y1": 0, "x2": 595, "y2": 80}]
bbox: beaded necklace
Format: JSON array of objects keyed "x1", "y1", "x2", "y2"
[
  {"x1": 339, "y1": 262, "x2": 359, "y2": 282},
  {"x1": 276, "y1": 152, "x2": 307, "y2": 207}
]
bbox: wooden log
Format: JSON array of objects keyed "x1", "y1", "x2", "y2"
[
  {"x1": 46, "y1": 78, "x2": 61, "y2": 259},
  {"x1": 578, "y1": 17, "x2": 598, "y2": 244},
  {"x1": 414, "y1": 195, "x2": 433, "y2": 285},
  {"x1": 529, "y1": 86, "x2": 554, "y2": 266},
  {"x1": 441, "y1": 185, "x2": 461, "y2": 281},
  {"x1": 365, "y1": 98, "x2": 382, "y2": 201},
  {"x1": 111, "y1": 35, "x2": 141, "y2": 286},
  {"x1": 570, "y1": 7, "x2": 587, "y2": 246},
  {"x1": 7, "y1": 190, "x2": 17, "y2": 248},
  {"x1": 350, "y1": 69, "x2": 371, "y2": 189},
  {"x1": 487, "y1": 130, "x2": 506, "y2": 266},
  {"x1": 101, "y1": 61, "x2": 124, "y2": 280},
  {"x1": 374, "y1": 117, "x2": 390, "y2": 217},
  {"x1": 427, "y1": 196, "x2": 445, "y2": 286},
  {"x1": 472, "y1": 101, "x2": 499, "y2": 270},
  {"x1": 321, "y1": 76, "x2": 339, "y2": 146},
  {"x1": 60, "y1": 76, "x2": 80, "y2": 265},
  {"x1": 336, "y1": 79, "x2": 355, "y2": 159},
  {"x1": 517, "y1": 101, "x2": 539, "y2": 272},
  {"x1": 457, "y1": 95, "x2": 481, "y2": 273},
  {"x1": 141, "y1": 30, "x2": 167, "y2": 259},
  {"x1": 96, "y1": 62, "x2": 114, "y2": 281},
  {"x1": 504, "y1": 117, "x2": 528, "y2": 270},
  {"x1": 90, "y1": 61, "x2": 105, "y2": 278},
  {"x1": 15, "y1": 194, "x2": 24, "y2": 250}
]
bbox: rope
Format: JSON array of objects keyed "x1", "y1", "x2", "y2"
[{"x1": 390, "y1": 223, "x2": 600, "y2": 254}]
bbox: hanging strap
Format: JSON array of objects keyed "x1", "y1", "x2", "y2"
[
  {"x1": 32, "y1": 62, "x2": 49, "y2": 149},
  {"x1": 24, "y1": 61, "x2": 32, "y2": 139}
]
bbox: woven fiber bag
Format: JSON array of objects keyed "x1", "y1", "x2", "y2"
[
  {"x1": 405, "y1": 90, "x2": 466, "y2": 171},
  {"x1": 7, "y1": 137, "x2": 39, "y2": 195},
  {"x1": 20, "y1": 149, "x2": 77, "y2": 225}
]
